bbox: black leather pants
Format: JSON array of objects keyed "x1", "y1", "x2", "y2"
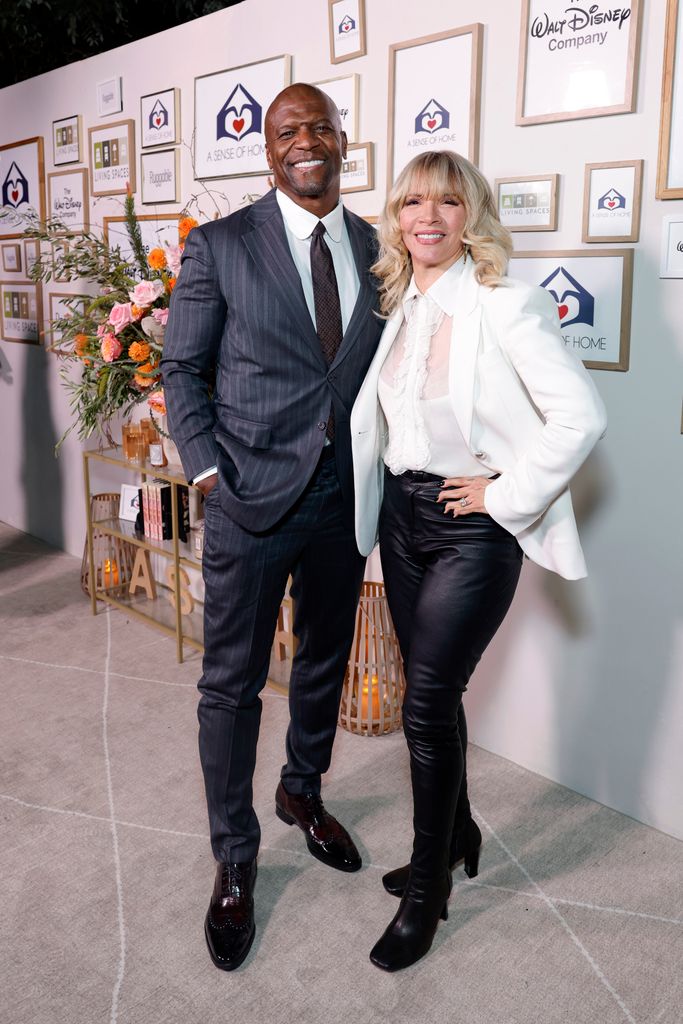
[{"x1": 379, "y1": 468, "x2": 523, "y2": 889}]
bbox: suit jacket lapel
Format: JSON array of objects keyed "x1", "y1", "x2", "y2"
[
  {"x1": 449, "y1": 260, "x2": 482, "y2": 445},
  {"x1": 242, "y1": 193, "x2": 327, "y2": 370},
  {"x1": 330, "y1": 211, "x2": 376, "y2": 370}
]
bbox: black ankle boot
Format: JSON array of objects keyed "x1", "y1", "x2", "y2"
[
  {"x1": 382, "y1": 817, "x2": 482, "y2": 897},
  {"x1": 369, "y1": 871, "x2": 452, "y2": 972}
]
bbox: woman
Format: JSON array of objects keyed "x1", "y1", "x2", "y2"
[{"x1": 351, "y1": 150, "x2": 607, "y2": 972}]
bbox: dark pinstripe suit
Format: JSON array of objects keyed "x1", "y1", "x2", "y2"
[{"x1": 161, "y1": 189, "x2": 383, "y2": 862}]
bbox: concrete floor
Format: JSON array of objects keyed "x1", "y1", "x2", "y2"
[{"x1": 0, "y1": 523, "x2": 681, "y2": 1024}]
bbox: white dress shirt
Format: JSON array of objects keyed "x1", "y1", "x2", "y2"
[{"x1": 193, "y1": 189, "x2": 359, "y2": 484}]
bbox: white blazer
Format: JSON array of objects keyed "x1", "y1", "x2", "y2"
[{"x1": 351, "y1": 259, "x2": 607, "y2": 580}]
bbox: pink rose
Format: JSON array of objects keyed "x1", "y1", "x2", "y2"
[
  {"x1": 128, "y1": 279, "x2": 165, "y2": 307},
  {"x1": 151, "y1": 307, "x2": 169, "y2": 326},
  {"x1": 96, "y1": 323, "x2": 107, "y2": 337},
  {"x1": 108, "y1": 301, "x2": 134, "y2": 334},
  {"x1": 163, "y1": 244, "x2": 182, "y2": 276},
  {"x1": 101, "y1": 332, "x2": 123, "y2": 362}
]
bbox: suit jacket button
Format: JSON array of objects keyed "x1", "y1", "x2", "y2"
[{"x1": 317, "y1": 421, "x2": 326, "y2": 431}]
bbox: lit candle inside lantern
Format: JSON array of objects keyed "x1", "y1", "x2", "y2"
[
  {"x1": 360, "y1": 673, "x2": 381, "y2": 718},
  {"x1": 103, "y1": 558, "x2": 120, "y2": 588}
]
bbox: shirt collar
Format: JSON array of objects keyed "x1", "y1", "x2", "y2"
[
  {"x1": 276, "y1": 188, "x2": 345, "y2": 242},
  {"x1": 402, "y1": 256, "x2": 466, "y2": 319}
]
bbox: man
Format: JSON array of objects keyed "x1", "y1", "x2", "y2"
[{"x1": 161, "y1": 83, "x2": 383, "y2": 971}]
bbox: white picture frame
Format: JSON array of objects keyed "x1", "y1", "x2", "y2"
[
  {"x1": 52, "y1": 115, "x2": 82, "y2": 166},
  {"x1": 48, "y1": 168, "x2": 89, "y2": 233},
  {"x1": 495, "y1": 174, "x2": 559, "y2": 231},
  {"x1": 119, "y1": 484, "x2": 141, "y2": 523},
  {"x1": 582, "y1": 161, "x2": 643, "y2": 243},
  {"x1": 0, "y1": 280, "x2": 42, "y2": 345},
  {"x1": 140, "y1": 88, "x2": 180, "y2": 149},
  {"x1": 510, "y1": 249, "x2": 633, "y2": 371},
  {"x1": 328, "y1": 0, "x2": 367, "y2": 64},
  {"x1": 141, "y1": 149, "x2": 180, "y2": 205},
  {"x1": 47, "y1": 292, "x2": 86, "y2": 354},
  {"x1": 88, "y1": 120, "x2": 135, "y2": 197},
  {"x1": 1, "y1": 243, "x2": 22, "y2": 274},
  {"x1": 23, "y1": 239, "x2": 40, "y2": 278},
  {"x1": 516, "y1": 0, "x2": 642, "y2": 125},
  {"x1": 97, "y1": 76, "x2": 123, "y2": 117},
  {"x1": 341, "y1": 142, "x2": 374, "y2": 194},
  {"x1": 103, "y1": 214, "x2": 180, "y2": 268},
  {"x1": 0, "y1": 136, "x2": 46, "y2": 239},
  {"x1": 194, "y1": 55, "x2": 291, "y2": 180},
  {"x1": 660, "y1": 216, "x2": 683, "y2": 278},
  {"x1": 314, "y1": 74, "x2": 359, "y2": 143},
  {"x1": 388, "y1": 26, "x2": 483, "y2": 189},
  {"x1": 657, "y1": 0, "x2": 683, "y2": 198}
]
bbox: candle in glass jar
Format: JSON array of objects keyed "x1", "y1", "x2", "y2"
[{"x1": 360, "y1": 673, "x2": 380, "y2": 718}]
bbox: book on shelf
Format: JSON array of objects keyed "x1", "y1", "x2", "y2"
[{"x1": 135, "y1": 481, "x2": 189, "y2": 543}]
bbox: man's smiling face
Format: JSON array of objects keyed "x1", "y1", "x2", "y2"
[{"x1": 265, "y1": 85, "x2": 347, "y2": 213}]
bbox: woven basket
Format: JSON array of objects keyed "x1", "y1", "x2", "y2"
[
  {"x1": 81, "y1": 493, "x2": 137, "y2": 598},
  {"x1": 338, "y1": 581, "x2": 405, "y2": 736}
]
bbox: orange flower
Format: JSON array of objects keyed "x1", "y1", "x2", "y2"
[
  {"x1": 148, "y1": 247, "x2": 167, "y2": 271},
  {"x1": 128, "y1": 341, "x2": 151, "y2": 363},
  {"x1": 178, "y1": 216, "x2": 198, "y2": 241},
  {"x1": 166, "y1": 277, "x2": 177, "y2": 293},
  {"x1": 133, "y1": 362, "x2": 158, "y2": 388},
  {"x1": 131, "y1": 303, "x2": 147, "y2": 320},
  {"x1": 74, "y1": 333, "x2": 89, "y2": 357}
]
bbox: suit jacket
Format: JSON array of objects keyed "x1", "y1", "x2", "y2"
[
  {"x1": 161, "y1": 189, "x2": 383, "y2": 532},
  {"x1": 350, "y1": 259, "x2": 608, "y2": 579}
]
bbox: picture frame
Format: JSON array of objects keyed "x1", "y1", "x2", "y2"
[
  {"x1": 657, "y1": 0, "x2": 683, "y2": 198},
  {"x1": 141, "y1": 148, "x2": 180, "y2": 205},
  {"x1": 313, "y1": 74, "x2": 359, "y2": 143},
  {"x1": 1, "y1": 243, "x2": 22, "y2": 274},
  {"x1": 23, "y1": 239, "x2": 40, "y2": 278},
  {"x1": 48, "y1": 168, "x2": 89, "y2": 233},
  {"x1": 194, "y1": 55, "x2": 291, "y2": 180},
  {"x1": 119, "y1": 484, "x2": 141, "y2": 523},
  {"x1": 495, "y1": 174, "x2": 559, "y2": 231},
  {"x1": 516, "y1": 0, "x2": 642, "y2": 125},
  {"x1": 47, "y1": 292, "x2": 86, "y2": 354},
  {"x1": 97, "y1": 76, "x2": 123, "y2": 117},
  {"x1": 0, "y1": 136, "x2": 46, "y2": 239},
  {"x1": 51, "y1": 241, "x2": 70, "y2": 283},
  {"x1": 660, "y1": 215, "x2": 683, "y2": 278},
  {"x1": 341, "y1": 142, "x2": 374, "y2": 193},
  {"x1": 510, "y1": 249, "x2": 633, "y2": 371},
  {"x1": 328, "y1": 0, "x2": 367, "y2": 64},
  {"x1": 52, "y1": 115, "x2": 82, "y2": 166},
  {"x1": 582, "y1": 160, "x2": 643, "y2": 243},
  {"x1": 388, "y1": 26, "x2": 483, "y2": 189},
  {"x1": 103, "y1": 213, "x2": 180, "y2": 266},
  {"x1": 88, "y1": 120, "x2": 135, "y2": 197},
  {"x1": 0, "y1": 280, "x2": 43, "y2": 344},
  {"x1": 140, "y1": 88, "x2": 180, "y2": 149}
]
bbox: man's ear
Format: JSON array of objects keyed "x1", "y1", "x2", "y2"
[
  {"x1": 340, "y1": 131, "x2": 348, "y2": 160},
  {"x1": 265, "y1": 145, "x2": 273, "y2": 170}
]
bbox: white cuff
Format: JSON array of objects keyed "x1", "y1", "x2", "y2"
[{"x1": 192, "y1": 465, "x2": 218, "y2": 485}]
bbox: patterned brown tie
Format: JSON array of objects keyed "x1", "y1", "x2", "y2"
[{"x1": 310, "y1": 221, "x2": 343, "y2": 440}]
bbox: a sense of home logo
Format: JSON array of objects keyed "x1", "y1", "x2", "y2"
[
  {"x1": 414, "y1": 99, "x2": 450, "y2": 135},
  {"x1": 217, "y1": 84, "x2": 262, "y2": 143},
  {"x1": 2, "y1": 162, "x2": 29, "y2": 209},
  {"x1": 541, "y1": 266, "x2": 595, "y2": 329},
  {"x1": 597, "y1": 188, "x2": 626, "y2": 210},
  {"x1": 149, "y1": 99, "x2": 169, "y2": 132},
  {"x1": 339, "y1": 14, "x2": 356, "y2": 33}
]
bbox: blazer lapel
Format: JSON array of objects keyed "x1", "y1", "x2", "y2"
[
  {"x1": 449, "y1": 261, "x2": 483, "y2": 445},
  {"x1": 242, "y1": 194, "x2": 327, "y2": 370}
]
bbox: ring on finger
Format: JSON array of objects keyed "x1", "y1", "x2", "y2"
[{"x1": 459, "y1": 497, "x2": 468, "y2": 507}]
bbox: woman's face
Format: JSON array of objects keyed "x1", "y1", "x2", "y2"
[{"x1": 399, "y1": 188, "x2": 467, "y2": 276}]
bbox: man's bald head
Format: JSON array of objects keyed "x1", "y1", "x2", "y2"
[{"x1": 265, "y1": 83, "x2": 342, "y2": 140}]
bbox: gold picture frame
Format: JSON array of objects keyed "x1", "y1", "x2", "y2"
[
  {"x1": 582, "y1": 160, "x2": 643, "y2": 244},
  {"x1": 657, "y1": 0, "x2": 683, "y2": 198},
  {"x1": 328, "y1": 0, "x2": 367, "y2": 64},
  {"x1": 495, "y1": 174, "x2": 559, "y2": 232}
]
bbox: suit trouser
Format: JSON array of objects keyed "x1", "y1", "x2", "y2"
[
  {"x1": 199, "y1": 452, "x2": 365, "y2": 863},
  {"x1": 379, "y1": 468, "x2": 523, "y2": 883}
]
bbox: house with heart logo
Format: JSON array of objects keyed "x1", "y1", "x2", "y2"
[
  {"x1": 598, "y1": 187, "x2": 627, "y2": 211},
  {"x1": 414, "y1": 99, "x2": 450, "y2": 135},
  {"x1": 149, "y1": 99, "x2": 169, "y2": 131},
  {"x1": 540, "y1": 266, "x2": 595, "y2": 329},
  {"x1": 339, "y1": 14, "x2": 356, "y2": 33},
  {"x1": 2, "y1": 162, "x2": 29, "y2": 209},
  {"x1": 217, "y1": 83, "x2": 262, "y2": 142}
]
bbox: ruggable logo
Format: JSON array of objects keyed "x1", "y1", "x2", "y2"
[
  {"x1": 2, "y1": 162, "x2": 29, "y2": 209},
  {"x1": 530, "y1": 1, "x2": 632, "y2": 52}
]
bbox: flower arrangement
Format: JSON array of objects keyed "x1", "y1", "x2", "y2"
[{"x1": 26, "y1": 190, "x2": 199, "y2": 446}]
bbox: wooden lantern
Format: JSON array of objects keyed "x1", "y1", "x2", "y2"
[
  {"x1": 339, "y1": 581, "x2": 406, "y2": 736},
  {"x1": 81, "y1": 492, "x2": 137, "y2": 597}
]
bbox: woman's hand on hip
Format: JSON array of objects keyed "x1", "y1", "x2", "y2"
[{"x1": 438, "y1": 476, "x2": 491, "y2": 516}]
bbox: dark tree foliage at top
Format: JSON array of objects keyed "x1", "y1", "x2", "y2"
[{"x1": 0, "y1": 0, "x2": 241, "y2": 89}]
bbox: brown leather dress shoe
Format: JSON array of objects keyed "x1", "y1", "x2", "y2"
[
  {"x1": 204, "y1": 860, "x2": 257, "y2": 971},
  {"x1": 275, "y1": 781, "x2": 361, "y2": 872}
]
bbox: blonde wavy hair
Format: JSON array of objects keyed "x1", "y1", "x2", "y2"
[{"x1": 373, "y1": 150, "x2": 513, "y2": 316}]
